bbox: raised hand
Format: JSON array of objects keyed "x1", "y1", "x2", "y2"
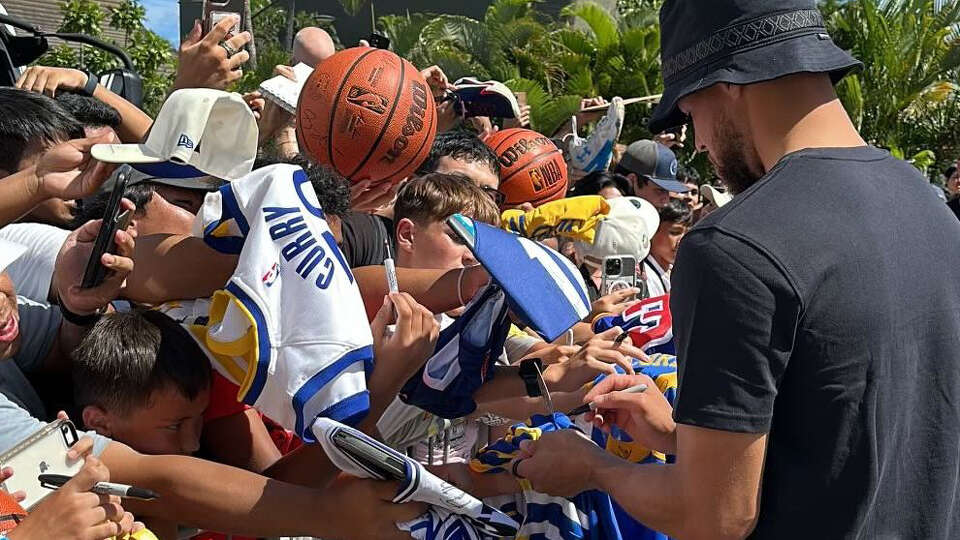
[
  {"x1": 34, "y1": 130, "x2": 119, "y2": 201},
  {"x1": 543, "y1": 327, "x2": 646, "y2": 392},
  {"x1": 15, "y1": 66, "x2": 88, "y2": 98},
  {"x1": 173, "y1": 16, "x2": 251, "y2": 91},
  {"x1": 53, "y1": 204, "x2": 136, "y2": 317}
]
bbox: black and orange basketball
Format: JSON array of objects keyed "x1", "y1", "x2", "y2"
[
  {"x1": 296, "y1": 47, "x2": 437, "y2": 185},
  {"x1": 0, "y1": 490, "x2": 26, "y2": 533},
  {"x1": 484, "y1": 128, "x2": 568, "y2": 207}
]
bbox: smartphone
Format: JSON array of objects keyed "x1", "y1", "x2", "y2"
[
  {"x1": 332, "y1": 429, "x2": 406, "y2": 482},
  {"x1": 367, "y1": 33, "x2": 391, "y2": 50},
  {"x1": 601, "y1": 255, "x2": 638, "y2": 296},
  {"x1": 203, "y1": 0, "x2": 244, "y2": 38},
  {"x1": 0, "y1": 419, "x2": 81, "y2": 509},
  {"x1": 81, "y1": 165, "x2": 132, "y2": 289}
]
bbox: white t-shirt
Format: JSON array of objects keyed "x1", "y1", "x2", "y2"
[
  {"x1": 0, "y1": 223, "x2": 69, "y2": 303},
  {"x1": 643, "y1": 255, "x2": 671, "y2": 299}
]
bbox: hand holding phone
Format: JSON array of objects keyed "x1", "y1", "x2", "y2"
[
  {"x1": 0, "y1": 419, "x2": 81, "y2": 509},
  {"x1": 601, "y1": 255, "x2": 639, "y2": 296},
  {"x1": 81, "y1": 165, "x2": 132, "y2": 289}
]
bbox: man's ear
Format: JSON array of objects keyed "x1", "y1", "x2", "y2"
[
  {"x1": 81, "y1": 405, "x2": 113, "y2": 436},
  {"x1": 395, "y1": 218, "x2": 417, "y2": 255}
]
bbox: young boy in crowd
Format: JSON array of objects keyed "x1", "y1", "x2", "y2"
[{"x1": 643, "y1": 199, "x2": 692, "y2": 297}]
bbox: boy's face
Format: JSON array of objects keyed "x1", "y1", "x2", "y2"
[
  {"x1": 0, "y1": 272, "x2": 20, "y2": 361},
  {"x1": 650, "y1": 221, "x2": 688, "y2": 267},
  {"x1": 396, "y1": 219, "x2": 477, "y2": 270},
  {"x1": 91, "y1": 385, "x2": 210, "y2": 456}
]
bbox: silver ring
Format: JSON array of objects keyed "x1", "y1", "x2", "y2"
[{"x1": 220, "y1": 42, "x2": 238, "y2": 57}]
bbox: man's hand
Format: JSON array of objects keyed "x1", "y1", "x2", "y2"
[
  {"x1": 588, "y1": 287, "x2": 641, "y2": 320},
  {"x1": 584, "y1": 373, "x2": 677, "y2": 454},
  {"x1": 519, "y1": 344, "x2": 580, "y2": 366},
  {"x1": 257, "y1": 65, "x2": 297, "y2": 144},
  {"x1": 53, "y1": 207, "x2": 136, "y2": 317},
  {"x1": 503, "y1": 104, "x2": 531, "y2": 129},
  {"x1": 369, "y1": 292, "x2": 440, "y2": 390},
  {"x1": 544, "y1": 327, "x2": 644, "y2": 392},
  {"x1": 420, "y1": 65, "x2": 452, "y2": 99},
  {"x1": 350, "y1": 180, "x2": 401, "y2": 213},
  {"x1": 15, "y1": 66, "x2": 88, "y2": 97},
  {"x1": 7, "y1": 456, "x2": 135, "y2": 540},
  {"x1": 34, "y1": 131, "x2": 119, "y2": 201},
  {"x1": 173, "y1": 16, "x2": 251, "y2": 91},
  {"x1": 511, "y1": 429, "x2": 607, "y2": 497},
  {"x1": 326, "y1": 476, "x2": 428, "y2": 540}
]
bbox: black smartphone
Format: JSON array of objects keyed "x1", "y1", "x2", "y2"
[
  {"x1": 367, "y1": 33, "x2": 391, "y2": 50},
  {"x1": 80, "y1": 165, "x2": 132, "y2": 289},
  {"x1": 332, "y1": 429, "x2": 406, "y2": 481}
]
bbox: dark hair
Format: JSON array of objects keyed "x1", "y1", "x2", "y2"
[
  {"x1": 613, "y1": 163, "x2": 652, "y2": 188},
  {"x1": 71, "y1": 181, "x2": 155, "y2": 229},
  {"x1": 255, "y1": 155, "x2": 351, "y2": 218},
  {"x1": 658, "y1": 199, "x2": 693, "y2": 226},
  {"x1": 415, "y1": 131, "x2": 501, "y2": 180},
  {"x1": 570, "y1": 171, "x2": 633, "y2": 197},
  {"x1": 72, "y1": 310, "x2": 212, "y2": 414},
  {"x1": 0, "y1": 88, "x2": 84, "y2": 173},
  {"x1": 55, "y1": 91, "x2": 121, "y2": 130},
  {"x1": 676, "y1": 164, "x2": 700, "y2": 184},
  {"x1": 395, "y1": 173, "x2": 499, "y2": 228},
  {"x1": 946, "y1": 165, "x2": 957, "y2": 179}
]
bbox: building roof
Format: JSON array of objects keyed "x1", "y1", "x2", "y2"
[{"x1": 1, "y1": 0, "x2": 129, "y2": 51}]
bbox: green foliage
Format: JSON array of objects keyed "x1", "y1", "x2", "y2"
[
  {"x1": 825, "y1": 0, "x2": 960, "y2": 175},
  {"x1": 38, "y1": 0, "x2": 174, "y2": 115}
]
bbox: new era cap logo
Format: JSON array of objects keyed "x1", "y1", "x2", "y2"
[{"x1": 177, "y1": 134, "x2": 195, "y2": 149}]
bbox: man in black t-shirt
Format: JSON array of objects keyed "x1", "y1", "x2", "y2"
[{"x1": 512, "y1": 1, "x2": 960, "y2": 539}]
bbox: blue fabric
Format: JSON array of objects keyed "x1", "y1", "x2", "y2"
[
  {"x1": 293, "y1": 345, "x2": 373, "y2": 438},
  {"x1": 449, "y1": 215, "x2": 591, "y2": 342},
  {"x1": 399, "y1": 285, "x2": 511, "y2": 419},
  {"x1": 592, "y1": 295, "x2": 675, "y2": 356}
]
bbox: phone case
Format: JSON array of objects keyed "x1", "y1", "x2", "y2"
[
  {"x1": 601, "y1": 256, "x2": 638, "y2": 296},
  {"x1": 81, "y1": 165, "x2": 131, "y2": 289},
  {"x1": 332, "y1": 430, "x2": 406, "y2": 481},
  {"x1": 0, "y1": 419, "x2": 81, "y2": 509},
  {"x1": 203, "y1": 0, "x2": 244, "y2": 36}
]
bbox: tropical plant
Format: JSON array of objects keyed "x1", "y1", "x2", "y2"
[
  {"x1": 823, "y1": 0, "x2": 960, "y2": 176},
  {"x1": 37, "y1": 0, "x2": 175, "y2": 115}
]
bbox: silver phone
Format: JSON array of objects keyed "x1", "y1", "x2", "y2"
[
  {"x1": 332, "y1": 430, "x2": 407, "y2": 481},
  {"x1": 601, "y1": 255, "x2": 639, "y2": 296},
  {"x1": 0, "y1": 419, "x2": 81, "y2": 509}
]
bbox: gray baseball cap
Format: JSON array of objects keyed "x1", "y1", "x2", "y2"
[{"x1": 619, "y1": 140, "x2": 689, "y2": 193}]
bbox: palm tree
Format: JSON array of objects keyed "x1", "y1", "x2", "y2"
[{"x1": 824, "y1": 0, "x2": 960, "y2": 174}]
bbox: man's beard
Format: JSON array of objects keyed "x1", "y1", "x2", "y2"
[{"x1": 711, "y1": 117, "x2": 763, "y2": 195}]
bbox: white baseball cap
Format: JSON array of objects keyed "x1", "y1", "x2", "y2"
[
  {"x1": 91, "y1": 89, "x2": 258, "y2": 181},
  {"x1": 701, "y1": 184, "x2": 733, "y2": 208},
  {"x1": 576, "y1": 196, "x2": 660, "y2": 263}
]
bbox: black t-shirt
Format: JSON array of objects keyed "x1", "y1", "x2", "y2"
[
  {"x1": 671, "y1": 147, "x2": 960, "y2": 539},
  {"x1": 338, "y1": 211, "x2": 395, "y2": 268},
  {"x1": 948, "y1": 196, "x2": 960, "y2": 221}
]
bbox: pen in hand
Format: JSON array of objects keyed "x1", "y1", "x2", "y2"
[
  {"x1": 566, "y1": 383, "x2": 648, "y2": 417},
  {"x1": 38, "y1": 473, "x2": 158, "y2": 500}
]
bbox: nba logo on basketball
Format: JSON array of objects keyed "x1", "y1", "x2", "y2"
[{"x1": 346, "y1": 86, "x2": 388, "y2": 114}]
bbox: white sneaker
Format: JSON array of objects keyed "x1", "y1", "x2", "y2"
[{"x1": 568, "y1": 96, "x2": 625, "y2": 173}]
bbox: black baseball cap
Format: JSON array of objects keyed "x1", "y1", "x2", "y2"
[{"x1": 618, "y1": 140, "x2": 689, "y2": 193}]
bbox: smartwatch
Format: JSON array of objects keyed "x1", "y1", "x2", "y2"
[
  {"x1": 518, "y1": 358, "x2": 544, "y2": 398},
  {"x1": 81, "y1": 71, "x2": 99, "y2": 96}
]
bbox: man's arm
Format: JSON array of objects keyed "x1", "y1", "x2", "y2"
[
  {"x1": 353, "y1": 265, "x2": 489, "y2": 321},
  {"x1": 102, "y1": 442, "x2": 424, "y2": 539}
]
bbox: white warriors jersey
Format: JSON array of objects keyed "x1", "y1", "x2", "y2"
[{"x1": 179, "y1": 164, "x2": 374, "y2": 441}]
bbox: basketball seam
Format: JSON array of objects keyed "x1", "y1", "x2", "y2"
[
  {"x1": 387, "y1": 81, "x2": 436, "y2": 182},
  {"x1": 490, "y1": 129, "x2": 524, "y2": 153},
  {"x1": 499, "y1": 149, "x2": 562, "y2": 185},
  {"x1": 327, "y1": 48, "x2": 380, "y2": 173},
  {"x1": 346, "y1": 51, "x2": 407, "y2": 180}
]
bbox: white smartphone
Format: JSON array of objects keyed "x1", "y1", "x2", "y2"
[
  {"x1": 0, "y1": 419, "x2": 82, "y2": 509},
  {"x1": 601, "y1": 255, "x2": 639, "y2": 296}
]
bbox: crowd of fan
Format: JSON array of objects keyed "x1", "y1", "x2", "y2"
[{"x1": 0, "y1": 6, "x2": 958, "y2": 540}]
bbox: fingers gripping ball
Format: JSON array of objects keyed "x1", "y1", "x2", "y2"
[
  {"x1": 484, "y1": 128, "x2": 568, "y2": 207},
  {"x1": 296, "y1": 47, "x2": 438, "y2": 185}
]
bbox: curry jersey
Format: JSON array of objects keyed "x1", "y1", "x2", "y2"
[
  {"x1": 592, "y1": 294, "x2": 675, "y2": 355},
  {"x1": 185, "y1": 164, "x2": 373, "y2": 440}
]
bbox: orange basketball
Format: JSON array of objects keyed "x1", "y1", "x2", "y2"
[
  {"x1": 485, "y1": 128, "x2": 568, "y2": 207},
  {"x1": 0, "y1": 491, "x2": 26, "y2": 533},
  {"x1": 296, "y1": 47, "x2": 437, "y2": 185}
]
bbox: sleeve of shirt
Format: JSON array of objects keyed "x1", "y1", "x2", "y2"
[
  {"x1": 12, "y1": 296, "x2": 61, "y2": 374},
  {"x1": 0, "y1": 391, "x2": 110, "y2": 457},
  {"x1": 670, "y1": 229, "x2": 801, "y2": 433},
  {"x1": 340, "y1": 212, "x2": 389, "y2": 268}
]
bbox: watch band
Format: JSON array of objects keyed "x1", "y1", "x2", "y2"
[
  {"x1": 60, "y1": 304, "x2": 101, "y2": 326},
  {"x1": 81, "y1": 71, "x2": 99, "y2": 96},
  {"x1": 518, "y1": 358, "x2": 544, "y2": 398}
]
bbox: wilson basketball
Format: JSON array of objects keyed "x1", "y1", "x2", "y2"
[
  {"x1": 0, "y1": 491, "x2": 26, "y2": 533},
  {"x1": 485, "y1": 128, "x2": 568, "y2": 207},
  {"x1": 296, "y1": 47, "x2": 437, "y2": 185}
]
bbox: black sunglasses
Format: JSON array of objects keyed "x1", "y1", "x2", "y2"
[{"x1": 483, "y1": 186, "x2": 506, "y2": 206}]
